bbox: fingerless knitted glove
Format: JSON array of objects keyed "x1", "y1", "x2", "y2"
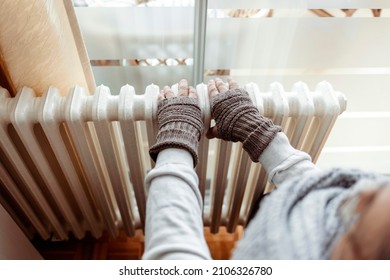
[
  {"x1": 149, "y1": 96, "x2": 203, "y2": 167},
  {"x1": 210, "y1": 88, "x2": 281, "y2": 162}
]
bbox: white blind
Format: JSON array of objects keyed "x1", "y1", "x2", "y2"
[
  {"x1": 75, "y1": 6, "x2": 194, "y2": 93},
  {"x1": 208, "y1": 0, "x2": 390, "y2": 9}
]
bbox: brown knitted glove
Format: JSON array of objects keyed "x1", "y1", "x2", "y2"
[
  {"x1": 149, "y1": 96, "x2": 203, "y2": 167},
  {"x1": 210, "y1": 87, "x2": 281, "y2": 162}
]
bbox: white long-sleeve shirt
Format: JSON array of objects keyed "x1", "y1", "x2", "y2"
[
  {"x1": 142, "y1": 132, "x2": 317, "y2": 259},
  {"x1": 142, "y1": 148, "x2": 211, "y2": 259}
]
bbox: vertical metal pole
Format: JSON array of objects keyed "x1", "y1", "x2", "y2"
[{"x1": 192, "y1": 0, "x2": 208, "y2": 85}]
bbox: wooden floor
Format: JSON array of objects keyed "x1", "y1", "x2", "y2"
[{"x1": 32, "y1": 226, "x2": 244, "y2": 260}]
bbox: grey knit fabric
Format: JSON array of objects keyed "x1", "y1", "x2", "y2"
[
  {"x1": 149, "y1": 96, "x2": 203, "y2": 167},
  {"x1": 232, "y1": 168, "x2": 390, "y2": 259},
  {"x1": 210, "y1": 88, "x2": 281, "y2": 162}
]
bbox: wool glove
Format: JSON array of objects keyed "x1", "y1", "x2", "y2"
[
  {"x1": 210, "y1": 88, "x2": 281, "y2": 162},
  {"x1": 149, "y1": 96, "x2": 203, "y2": 167}
]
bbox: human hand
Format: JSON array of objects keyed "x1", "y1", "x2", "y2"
[
  {"x1": 206, "y1": 78, "x2": 239, "y2": 139},
  {"x1": 157, "y1": 78, "x2": 198, "y2": 101},
  {"x1": 207, "y1": 78, "x2": 281, "y2": 162},
  {"x1": 149, "y1": 79, "x2": 204, "y2": 167}
]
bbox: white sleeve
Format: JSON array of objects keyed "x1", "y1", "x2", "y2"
[
  {"x1": 142, "y1": 148, "x2": 212, "y2": 260},
  {"x1": 259, "y1": 132, "x2": 321, "y2": 187}
]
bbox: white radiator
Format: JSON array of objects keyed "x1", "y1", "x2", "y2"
[{"x1": 0, "y1": 81, "x2": 346, "y2": 240}]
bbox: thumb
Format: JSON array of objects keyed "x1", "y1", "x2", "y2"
[{"x1": 206, "y1": 125, "x2": 219, "y2": 139}]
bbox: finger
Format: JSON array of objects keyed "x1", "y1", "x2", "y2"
[
  {"x1": 163, "y1": 85, "x2": 175, "y2": 98},
  {"x1": 178, "y1": 79, "x2": 189, "y2": 96},
  {"x1": 227, "y1": 78, "x2": 239, "y2": 89},
  {"x1": 206, "y1": 125, "x2": 219, "y2": 139},
  {"x1": 208, "y1": 79, "x2": 219, "y2": 98},
  {"x1": 215, "y1": 78, "x2": 228, "y2": 93},
  {"x1": 189, "y1": 86, "x2": 197, "y2": 98},
  {"x1": 158, "y1": 90, "x2": 165, "y2": 101}
]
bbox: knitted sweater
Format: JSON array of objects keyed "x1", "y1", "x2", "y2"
[{"x1": 143, "y1": 132, "x2": 389, "y2": 259}]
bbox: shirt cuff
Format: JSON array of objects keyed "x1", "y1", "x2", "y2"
[
  {"x1": 155, "y1": 148, "x2": 194, "y2": 168},
  {"x1": 259, "y1": 132, "x2": 316, "y2": 185}
]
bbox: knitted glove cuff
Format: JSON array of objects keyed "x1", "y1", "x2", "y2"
[
  {"x1": 210, "y1": 88, "x2": 281, "y2": 161},
  {"x1": 242, "y1": 119, "x2": 282, "y2": 162},
  {"x1": 149, "y1": 96, "x2": 203, "y2": 167}
]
